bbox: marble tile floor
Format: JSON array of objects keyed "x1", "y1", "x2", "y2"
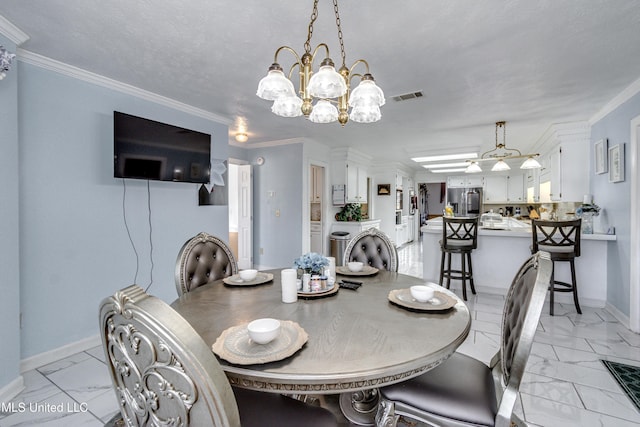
[{"x1": 2, "y1": 237, "x2": 638, "y2": 426}]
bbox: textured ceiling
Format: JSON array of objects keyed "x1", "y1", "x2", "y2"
[{"x1": 2, "y1": 0, "x2": 640, "y2": 171}]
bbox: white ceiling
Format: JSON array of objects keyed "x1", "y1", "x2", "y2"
[{"x1": 2, "y1": 0, "x2": 640, "y2": 171}]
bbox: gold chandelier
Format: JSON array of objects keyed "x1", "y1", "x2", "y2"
[
  {"x1": 256, "y1": 0, "x2": 384, "y2": 126},
  {"x1": 465, "y1": 121, "x2": 541, "y2": 173}
]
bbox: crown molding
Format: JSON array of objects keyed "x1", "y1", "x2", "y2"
[
  {"x1": 0, "y1": 15, "x2": 29, "y2": 45},
  {"x1": 229, "y1": 137, "x2": 305, "y2": 149},
  {"x1": 17, "y1": 49, "x2": 232, "y2": 125},
  {"x1": 589, "y1": 76, "x2": 640, "y2": 125}
]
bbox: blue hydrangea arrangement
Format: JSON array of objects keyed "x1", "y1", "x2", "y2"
[{"x1": 294, "y1": 252, "x2": 329, "y2": 274}]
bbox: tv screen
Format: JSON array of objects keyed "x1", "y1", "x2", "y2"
[{"x1": 114, "y1": 111, "x2": 211, "y2": 183}]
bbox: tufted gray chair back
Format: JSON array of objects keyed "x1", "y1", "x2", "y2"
[
  {"x1": 175, "y1": 232, "x2": 238, "y2": 296},
  {"x1": 343, "y1": 228, "x2": 398, "y2": 272},
  {"x1": 496, "y1": 251, "x2": 552, "y2": 417},
  {"x1": 100, "y1": 285, "x2": 241, "y2": 426}
]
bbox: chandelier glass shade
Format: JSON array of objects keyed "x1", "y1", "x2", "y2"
[
  {"x1": 256, "y1": 0, "x2": 384, "y2": 126},
  {"x1": 465, "y1": 121, "x2": 541, "y2": 173}
]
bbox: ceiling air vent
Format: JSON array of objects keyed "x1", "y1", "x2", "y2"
[{"x1": 392, "y1": 91, "x2": 423, "y2": 102}]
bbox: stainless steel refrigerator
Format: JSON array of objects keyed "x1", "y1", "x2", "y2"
[{"x1": 446, "y1": 187, "x2": 483, "y2": 216}]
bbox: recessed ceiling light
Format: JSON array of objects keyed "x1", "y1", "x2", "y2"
[
  {"x1": 411, "y1": 153, "x2": 478, "y2": 163},
  {"x1": 429, "y1": 168, "x2": 468, "y2": 173},
  {"x1": 421, "y1": 162, "x2": 468, "y2": 169}
]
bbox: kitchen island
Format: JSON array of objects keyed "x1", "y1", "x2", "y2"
[{"x1": 421, "y1": 217, "x2": 616, "y2": 307}]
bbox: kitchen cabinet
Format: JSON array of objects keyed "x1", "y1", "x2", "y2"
[
  {"x1": 447, "y1": 175, "x2": 484, "y2": 188},
  {"x1": 506, "y1": 175, "x2": 525, "y2": 202},
  {"x1": 535, "y1": 122, "x2": 589, "y2": 203},
  {"x1": 310, "y1": 221, "x2": 322, "y2": 253},
  {"x1": 483, "y1": 174, "x2": 525, "y2": 203},
  {"x1": 483, "y1": 176, "x2": 507, "y2": 203},
  {"x1": 310, "y1": 165, "x2": 323, "y2": 203},
  {"x1": 346, "y1": 163, "x2": 368, "y2": 203}
]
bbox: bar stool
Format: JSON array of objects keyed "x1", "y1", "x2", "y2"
[
  {"x1": 531, "y1": 219, "x2": 582, "y2": 315},
  {"x1": 439, "y1": 217, "x2": 478, "y2": 301}
]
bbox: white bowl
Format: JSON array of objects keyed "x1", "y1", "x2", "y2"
[
  {"x1": 410, "y1": 285, "x2": 435, "y2": 303},
  {"x1": 247, "y1": 318, "x2": 281, "y2": 344},
  {"x1": 239, "y1": 269, "x2": 258, "y2": 281},
  {"x1": 347, "y1": 261, "x2": 364, "y2": 272}
]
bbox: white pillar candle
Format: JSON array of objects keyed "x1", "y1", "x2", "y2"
[
  {"x1": 281, "y1": 269, "x2": 298, "y2": 303},
  {"x1": 583, "y1": 194, "x2": 592, "y2": 205},
  {"x1": 326, "y1": 256, "x2": 336, "y2": 285}
]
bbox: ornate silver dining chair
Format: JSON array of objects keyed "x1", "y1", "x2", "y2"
[
  {"x1": 343, "y1": 228, "x2": 398, "y2": 272},
  {"x1": 100, "y1": 285, "x2": 338, "y2": 427},
  {"x1": 175, "y1": 232, "x2": 238, "y2": 296},
  {"x1": 375, "y1": 251, "x2": 552, "y2": 427}
]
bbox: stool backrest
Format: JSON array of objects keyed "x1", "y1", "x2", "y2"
[
  {"x1": 442, "y1": 217, "x2": 478, "y2": 249},
  {"x1": 531, "y1": 219, "x2": 581, "y2": 257}
]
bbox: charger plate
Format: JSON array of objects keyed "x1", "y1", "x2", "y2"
[
  {"x1": 388, "y1": 289, "x2": 457, "y2": 312},
  {"x1": 336, "y1": 265, "x2": 379, "y2": 276},
  {"x1": 223, "y1": 272, "x2": 273, "y2": 287},
  {"x1": 211, "y1": 320, "x2": 308, "y2": 365},
  {"x1": 298, "y1": 283, "x2": 339, "y2": 299}
]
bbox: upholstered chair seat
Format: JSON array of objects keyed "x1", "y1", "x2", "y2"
[
  {"x1": 175, "y1": 232, "x2": 238, "y2": 296},
  {"x1": 343, "y1": 228, "x2": 398, "y2": 272}
]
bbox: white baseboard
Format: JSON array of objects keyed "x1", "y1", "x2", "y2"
[
  {"x1": 0, "y1": 376, "x2": 24, "y2": 403},
  {"x1": 20, "y1": 334, "x2": 101, "y2": 373},
  {"x1": 604, "y1": 302, "x2": 630, "y2": 329}
]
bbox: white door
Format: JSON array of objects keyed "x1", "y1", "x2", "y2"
[{"x1": 237, "y1": 164, "x2": 253, "y2": 269}]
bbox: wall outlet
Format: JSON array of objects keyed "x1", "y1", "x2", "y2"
[{"x1": 275, "y1": 209, "x2": 280, "y2": 217}]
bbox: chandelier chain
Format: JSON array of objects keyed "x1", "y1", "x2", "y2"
[
  {"x1": 305, "y1": 0, "x2": 320, "y2": 53},
  {"x1": 333, "y1": 0, "x2": 346, "y2": 67}
]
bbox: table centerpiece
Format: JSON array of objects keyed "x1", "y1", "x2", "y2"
[{"x1": 294, "y1": 252, "x2": 330, "y2": 292}]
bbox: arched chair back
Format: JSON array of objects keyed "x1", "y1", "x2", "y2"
[
  {"x1": 377, "y1": 252, "x2": 552, "y2": 427},
  {"x1": 100, "y1": 285, "x2": 240, "y2": 426},
  {"x1": 343, "y1": 228, "x2": 398, "y2": 272},
  {"x1": 100, "y1": 286, "x2": 339, "y2": 427},
  {"x1": 175, "y1": 232, "x2": 238, "y2": 296},
  {"x1": 442, "y1": 216, "x2": 478, "y2": 250},
  {"x1": 531, "y1": 219, "x2": 581, "y2": 258}
]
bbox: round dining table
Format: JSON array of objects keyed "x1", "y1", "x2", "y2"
[{"x1": 171, "y1": 269, "x2": 471, "y2": 424}]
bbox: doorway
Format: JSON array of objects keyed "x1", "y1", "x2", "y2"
[{"x1": 228, "y1": 162, "x2": 253, "y2": 269}]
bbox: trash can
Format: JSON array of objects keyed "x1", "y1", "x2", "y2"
[{"x1": 330, "y1": 231, "x2": 351, "y2": 266}]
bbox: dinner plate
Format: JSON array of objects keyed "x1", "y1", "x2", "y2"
[
  {"x1": 335, "y1": 265, "x2": 379, "y2": 276},
  {"x1": 388, "y1": 288, "x2": 457, "y2": 312},
  {"x1": 298, "y1": 283, "x2": 339, "y2": 299},
  {"x1": 223, "y1": 272, "x2": 274, "y2": 286},
  {"x1": 211, "y1": 320, "x2": 308, "y2": 365}
]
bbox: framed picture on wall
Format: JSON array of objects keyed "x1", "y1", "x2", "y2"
[
  {"x1": 608, "y1": 143, "x2": 625, "y2": 183},
  {"x1": 377, "y1": 184, "x2": 391, "y2": 195},
  {"x1": 594, "y1": 139, "x2": 607, "y2": 174}
]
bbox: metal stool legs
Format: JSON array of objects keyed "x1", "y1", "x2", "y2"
[{"x1": 549, "y1": 259, "x2": 582, "y2": 316}]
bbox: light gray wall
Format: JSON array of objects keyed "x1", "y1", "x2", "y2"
[
  {"x1": 590, "y1": 92, "x2": 640, "y2": 317},
  {"x1": 250, "y1": 144, "x2": 304, "y2": 269},
  {"x1": 0, "y1": 35, "x2": 21, "y2": 392},
  {"x1": 18, "y1": 62, "x2": 230, "y2": 358}
]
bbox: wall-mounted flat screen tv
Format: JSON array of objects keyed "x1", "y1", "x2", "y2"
[{"x1": 114, "y1": 111, "x2": 211, "y2": 183}]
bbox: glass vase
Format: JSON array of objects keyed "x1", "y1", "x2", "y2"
[{"x1": 581, "y1": 212, "x2": 595, "y2": 234}]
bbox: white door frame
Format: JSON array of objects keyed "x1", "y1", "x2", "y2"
[
  {"x1": 630, "y1": 115, "x2": 640, "y2": 332},
  {"x1": 236, "y1": 164, "x2": 253, "y2": 269}
]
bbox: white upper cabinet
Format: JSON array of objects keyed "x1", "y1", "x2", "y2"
[
  {"x1": 506, "y1": 175, "x2": 525, "y2": 202},
  {"x1": 346, "y1": 162, "x2": 368, "y2": 203},
  {"x1": 535, "y1": 122, "x2": 589, "y2": 203},
  {"x1": 447, "y1": 175, "x2": 484, "y2": 188},
  {"x1": 483, "y1": 176, "x2": 507, "y2": 202},
  {"x1": 310, "y1": 165, "x2": 323, "y2": 203}
]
